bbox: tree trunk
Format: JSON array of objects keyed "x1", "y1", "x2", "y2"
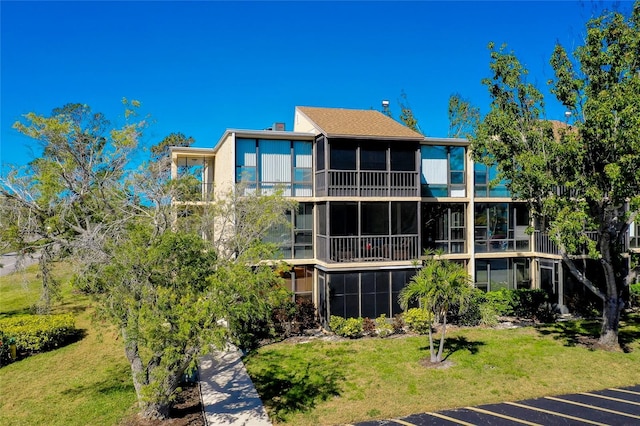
[
  {"x1": 598, "y1": 220, "x2": 622, "y2": 349},
  {"x1": 599, "y1": 295, "x2": 623, "y2": 348},
  {"x1": 428, "y1": 325, "x2": 436, "y2": 363},
  {"x1": 436, "y1": 313, "x2": 447, "y2": 363}
]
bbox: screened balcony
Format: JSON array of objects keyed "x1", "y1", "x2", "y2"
[
  {"x1": 317, "y1": 235, "x2": 420, "y2": 263},
  {"x1": 315, "y1": 137, "x2": 420, "y2": 197}
]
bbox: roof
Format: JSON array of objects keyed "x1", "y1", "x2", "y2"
[{"x1": 297, "y1": 106, "x2": 424, "y2": 140}]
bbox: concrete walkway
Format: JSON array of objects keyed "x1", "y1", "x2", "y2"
[{"x1": 198, "y1": 345, "x2": 271, "y2": 426}]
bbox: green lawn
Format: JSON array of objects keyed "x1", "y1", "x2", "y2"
[
  {"x1": 245, "y1": 314, "x2": 640, "y2": 425},
  {"x1": 0, "y1": 263, "x2": 136, "y2": 426}
]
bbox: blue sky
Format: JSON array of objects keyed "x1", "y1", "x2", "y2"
[{"x1": 0, "y1": 1, "x2": 628, "y2": 171}]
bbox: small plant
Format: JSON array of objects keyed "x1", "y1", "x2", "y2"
[
  {"x1": 375, "y1": 314, "x2": 393, "y2": 338},
  {"x1": 362, "y1": 317, "x2": 376, "y2": 335},
  {"x1": 329, "y1": 316, "x2": 363, "y2": 338},
  {"x1": 392, "y1": 314, "x2": 405, "y2": 334},
  {"x1": 403, "y1": 308, "x2": 433, "y2": 335}
]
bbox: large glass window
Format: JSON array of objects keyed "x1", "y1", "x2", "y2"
[
  {"x1": 474, "y1": 163, "x2": 509, "y2": 197},
  {"x1": 422, "y1": 203, "x2": 466, "y2": 253},
  {"x1": 474, "y1": 203, "x2": 529, "y2": 252},
  {"x1": 235, "y1": 138, "x2": 312, "y2": 196},
  {"x1": 264, "y1": 203, "x2": 313, "y2": 259},
  {"x1": 327, "y1": 270, "x2": 414, "y2": 319},
  {"x1": 282, "y1": 266, "x2": 313, "y2": 303},
  {"x1": 475, "y1": 259, "x2": 530, "y2": 291},
  {"x1": 420, "y1": 145, "x2": 466, "y2": 197}
]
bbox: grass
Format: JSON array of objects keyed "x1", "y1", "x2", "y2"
[
  {"x1": 245, "y1": 313, "x2": 640, "y2": 425},
  {"x1": 0, "y1": 263, "x2": 136, "y2": 426}
]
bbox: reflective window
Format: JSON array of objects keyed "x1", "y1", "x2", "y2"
[
  {"x1": 475, "y1": 259, "x2": 530, "y2": 291},
  {"x1": 474, "y1": 203, "x2": 529, "y2": 252},
  {"x1": 420, "y1": 145, "x2": 466, "y2": 197},
  {"x1": 474, "y1": 163, "x2": 510, "y2": 197},
  {"x1": 422, "y1": 203, "x2": 466, "y2": 253}
]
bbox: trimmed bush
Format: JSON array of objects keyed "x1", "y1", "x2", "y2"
[
  {"x1": 0, "y1": 313, "x2": 77, "y2": 354},
  {"x1": 403, "y1": 308, "x2": 433, "y2": 334},
  {"x1": 329, "y1": 316, "x2": 363, "y2": 338},
  {"x1": 0, "y1": 330, "x2": 15, "y2": 367}
]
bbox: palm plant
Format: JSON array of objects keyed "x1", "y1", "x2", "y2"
[{"x1": 399, "y1": 250, "x2": 473, "y2": 363}]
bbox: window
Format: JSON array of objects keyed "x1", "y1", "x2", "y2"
[
  {"x1": 330, "y1": 140, "x2": 357, "y2": 170},
  {"x1": 235, "y1": 138, "x2": 312, "y2": 195},
  {"x1": 474, "y1": 203, "x2": 529, "y2": 252},
  {"x1": 282, "y1": 266, "x2": 313, "y2": 303},
  {"x1": 391, "y1": 147, "x2": 416, "y2": 171},
  {"x1": 474, "y1": 163, "x2": 509, "y2": 197},
  {"x1": 422, "y1": 203, "x2": 466, "y2": 253},
  {"x1": 360, "y1": 144, "x2": 387, "y2": 170},
  {"x1": 264, "y1": 203, "x2": 313, "y2": 259},
  {"x1": 327, "y1": 270, "x2": 415, "y2": 319},
  {"x1": 475, "y1": 259, "x2": 530, "y2": 291},
  {"x1": 630, "y1": 221, "x2": 639, "y2": 248},
  {"x1": 420, "y1": 145, "x2": 466, "y2": 197}
]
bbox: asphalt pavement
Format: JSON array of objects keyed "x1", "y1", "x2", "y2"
[
  {"x1": 0, "y1": 252, "x2": 39, "y2": 277},
  {"x1": 353, "y1": 385, "x2": 640, "y2": 426}
]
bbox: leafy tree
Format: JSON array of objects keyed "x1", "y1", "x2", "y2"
[
  {"x1": 473, "y1": 3, "x2": 640, "y2": 348},
  {"x1": 0, "y1": 101, "x2": 143, "y2": 312},
  {"x1": 399, "y1": 251, "x2": 473, "y2": 363},
  {"x1": 3, "y1": 101, "x2": 297, "y2": 419},
  {"x1": 398, "y1": 91, "x2": 422, "y2": 134},
  {"x1": 448, "y1": 93, "x2": 480, "y2": 138}
]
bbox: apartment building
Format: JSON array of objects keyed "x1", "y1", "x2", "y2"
[{"x1": 171, "y1": 106, "x2": 640, "y2": 322}]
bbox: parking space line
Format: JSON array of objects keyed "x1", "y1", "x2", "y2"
[
  {"x1": 546, "y1": 396, "x2": 640, "y2": 419},
  {"x1": 390, "y1": 419, "x2": 417, "y2": 426},
  {"x1": 465, "y1": 406, "x2": 542, "y2": 425},
  {"x1": 581, "y1": 392, "x2": 640, "y2": 406},
  {"x1": 609, "y1": 388, "x2": 640, "y2": 396},
  {"x1": 427, "y1": 412, "x2": 476, "y2": 425},
  {"x1": 504, "y1": 401, "x2": 607, "y2": 425}
]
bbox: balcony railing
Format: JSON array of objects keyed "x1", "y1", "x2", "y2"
[
  {"x1": 174, "y1": 182, "x2": 214, "y2": 202},
  {"x1": 315, "y1": 170, "x2": 419, "y2": 197},
  {"x1": 317, "y1": 235, "x2": 419, "y2": 262},
  {"x1": 533, "y1": 230, "x2": 624, "y2": 255}
]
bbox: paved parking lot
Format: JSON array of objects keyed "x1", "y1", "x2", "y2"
[{"x1": 354, "y1": 385, "x2": 640, "y2": 425}]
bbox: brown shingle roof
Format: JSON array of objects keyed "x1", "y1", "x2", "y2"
[{"x1": 297, "y1": 106, "x2": 424, "y2": 140}]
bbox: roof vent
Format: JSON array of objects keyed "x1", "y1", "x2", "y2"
[{"x1": 273, "y1": 122, "x2": 285, "y2": 132}]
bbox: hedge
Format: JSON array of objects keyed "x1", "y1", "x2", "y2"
[{"x1": 0, "y1": 313, "x2": 77, "y2": 354}]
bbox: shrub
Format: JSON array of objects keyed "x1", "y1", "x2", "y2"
[
  {"x1": 392, "y1": 314, "x2": 405, "y2": 334},
  {"x1": 362, "y1": 317, "x2": 376, "y2": 335},
  {"x1": 0, "y1": 313, "x2": 77, "y2": 353},
  {"x1": 452, "y1": 288, "x2": 487, "y2": 326},
  {"x1": 403, "y1": 308, "x2": 433, "y2": 334},
  {"x1": 329, "y1": 316, "x2": 363, "y2": 338},
  {"x1": 375, "y1": 314, "x2": 394, "y2": 338},
  {"x1": 484, "y1": 288, "x2": 517, "y2": 316},
  {"x1": 0, "y1": 330, "x2": 15, "y2": 367}
]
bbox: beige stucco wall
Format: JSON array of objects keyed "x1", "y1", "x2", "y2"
[
  {"x1": 213, "y1": 132, "x2": 236, "y2": 197},
  {"x1": 293, "y1": 108, "x2": 321, "y2": 134}
]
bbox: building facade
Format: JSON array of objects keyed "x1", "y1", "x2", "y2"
[{"x1": 171, "y1": 106, "x2": 639, "y2": 322}]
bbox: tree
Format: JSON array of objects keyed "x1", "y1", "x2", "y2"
[
  {"x1": 473, "y1": 3, "x2": 640, "y2": 348},
  {"x1": 3, "y1": 101, "x2": 297, "y2": 419},
  {"x1": 0, "y1": 101, "x2": 143, "y2": 312},
  {"x1": 398, "y1": 91, "x2": 423, "y2": 134},
  {"x1": 399, "y1": 251, "x2": 473, "y2": 363},
  {"x1": 448, "y1": 93, "x2": 480, "y2": 138}
]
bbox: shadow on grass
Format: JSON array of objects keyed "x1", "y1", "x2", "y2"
[
  {"x1": 536, "y1": 312, "x2": 640, "y2": 353},
  {"x1": 245, "y1": 351, "x2": 344, "y2": 422},
  {"x1": 61, "y1": 364, "x2": 134, "y2": 397},
  {"x1": 419, "y1": 335, "x2": 485, "y2": 360}
]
